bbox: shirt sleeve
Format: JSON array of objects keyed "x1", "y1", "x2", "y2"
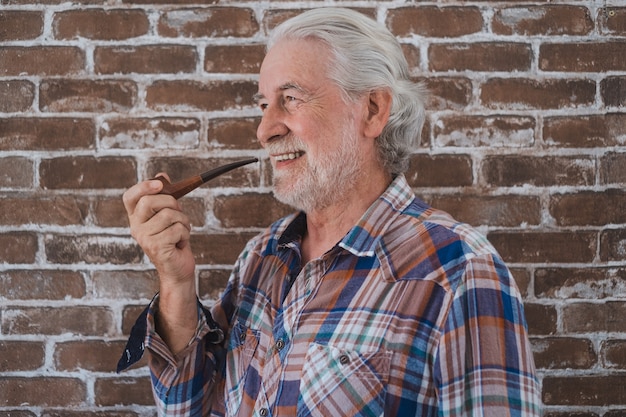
[{"x1": 434, "y1": 253, "x2": 541, "y2": 416}]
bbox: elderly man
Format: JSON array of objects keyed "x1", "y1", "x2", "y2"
[{"x1": 120, "y1": 7, "x2": 541, "y2": 417}]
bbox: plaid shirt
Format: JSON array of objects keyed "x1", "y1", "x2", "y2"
[{"x1": 120, "y1": 174, "x2": 541, "y2": 417}]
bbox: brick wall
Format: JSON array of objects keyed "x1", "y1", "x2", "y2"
[{"x1": 0, "y1": 1, "x2": 624, "y2": 415}]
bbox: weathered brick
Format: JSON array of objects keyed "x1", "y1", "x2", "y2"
[
  {"x1": 207, "y1": 117, "x2": 261, "y2": 150},
  {"x1": 0, "y1": 157, "x2": 34, "y2": 187},
  {"x1": 434, "y1": 115, "x2": 535, "y2": 147},
  {"x1": 53, "y1": 9, "x2": 149, "y2": 40},
  {"x1": 0, "y1": 195, "x2": 88, "y2": 226},
  {"x1": 0, "y1": 341, "x2": 45, "y2": 371},
  {"x1": 406, "y1": 154, "x2": 473, "y2": 187},
  {"x1": 600, "y1": 229, "x2": 626, "y2": 262},
  {"x1": 541, "y1": 413, "x2": 597, "y2": 417},
  {"x1": 43, "y1": 412, "x2": 138, "y2": 417},
  {"x1": 205, "y1": 44, "x2": 265, "y2": 73},
  {"x1": 543, "y1": 376, "x2": 626, "y2": 405},
  {"x1": 387, "y1": 6, "x2": 483, "y2": 38},
  {"x1": 92, "y1": 270, "x2": 158, "y2": 299},
  {"x1": 192, "y1": 232, "x2": 257, "y2": 265},
  {"x1": 0, "y1": 11, "x2": 43, "y2": 41},
  {"x1": 0, "y1": 270, "x2": 86, "y2": 300},
  {"x1": 158, "y1": 7, "x2": 259, "y2": 38},
  {"x1": 417, "y1": 77, "x2": 472, "y2": 111},
  {"x1": 2, "y1": 306, "x2": 115, "y2": 336},
  {"x1": 262, "y1": 9, "x2": 376, "y2": 33},
  {"x1": 92, "y1": 197, "x2": 130, "y2": 228},
  {"x1": 601, "y1": 152, "x2": 626, "y2": 184},
  {"x1": 531, "y1": 337, "x2": 597, "y2": 369},
  {"x1": 122, "y1": 305, "x2": 148, "y2": 335},
  {"x1": 0, "y1": 80, "x2": 35, "y2": 112},
  {"x1": 0, "y1": 377, "x2": 85, "y2": 407},
  {"x1": 429, "y1": 42, "x2": 532, "y2": 72},
  {"x1": 481, "y1": 78, "x2": 596, "y2": 110},
  {"x1": 543, "y1": 114, "x2": 626, "y2": 147},
  {"x1": 0, "y1": 46, "x2": 84, "y2": 76},
  {"x1": 199, "y1": 268, "x2": 231, "y2": 301},
  {"x1": 40, "y1": 156, "x2": 137, "y2": 189},
  {"x1": 146, "y1": 156, "x2": 259, "y2": 189},
  {"x1": 45, "y1": 234, "x2": 143, "y2": 265},
  {"x1": 94, "y1": 45, "x2": 197, "y2": 75},
  {"x1": 402, "y1": 44, "x2": 421, "y2": 71},
  {"x1": 511, "y1": 268, "x2": 531, "y2": 298},
  {"x1": 0, "y1": 118, "x2": 95, "y2": 150},
  {"x1": 426, "y1": 195, "x2": 541, "y2": 227},
  {"x1": 40, "y1": 79, "x2": 137, "y2": 112},
  {"x1": 0, "y1": 232, "x2": 37, "y2": 264},
  {"x1": 599, "y1": 7, "x2": 626, "y2": 35},
  {"x1": 540, "y1": 42, "x2": 626, "y2": 72},
  {"x1": 563, "y1": 302, "x2": 626, "y2": 333},
  {"x1": 550, "y1": 190, "x2": 626, "y2": 226},
  {"x1": 536, "y1": 268, "x2": 626, "y2": 299},
  {"x1": 481, "y1": 155, "x2": 595, "y2": 187},
  {"x1": 601, "y1": 76, "x2": 626, "y2": 107},
  {"x1": 524, "y1": 303, "x2": 558, "y2": 335},
  {"x1": 55, "y1": 340, "x2": 140, "y2": 372},
  {"x1": 95, "y1": 377, "x2": 153, "y2": 406},
  {"x1": 214, "y1": 193, "x2": 293, "y2": 228},
  {"x1": 100, "y1": 117, "x2": 200, "y2": 149},
  {"x1": 602, "y1": 339, "x2": 626, "y2": 369},
  {"x1": 487, "y1": 231, "x2": 596, "y2": 263},
  {"x1": 493, "y1": 5, "x2": 593, "y2": 35},
  {"x1": 145, "y1": 80, "x2": 258, "y2": 112}
]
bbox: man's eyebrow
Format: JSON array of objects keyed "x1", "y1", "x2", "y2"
[{"x1": 253, "y1": 82, "x2": 307, "y2": 103}]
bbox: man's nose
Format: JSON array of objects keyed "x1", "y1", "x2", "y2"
[{"x1": 257, "y1": 105, "x2": 289, "y2": 146}]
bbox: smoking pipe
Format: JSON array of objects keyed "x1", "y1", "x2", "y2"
[{"x1": 154, "y1": 157, "x2": 258, "y2": 199}]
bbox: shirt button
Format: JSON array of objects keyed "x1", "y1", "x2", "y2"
[
  {"x1": 339, "y1": 354, "x2": 350, "y2": 365},
  {"x1": 275, "y1": 339, "x2": 285, "y2": 350},
  {"x1": 259, "y1": 408, "x2": 269, "y2": 416}
]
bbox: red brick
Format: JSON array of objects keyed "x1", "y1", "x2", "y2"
[
  {"x1": 40, "y1": 79, "x2": 137, "y2": 112},
  {"x1": 563, "y1": 302, "x2": 626, "y2": 333},
  {"x1": 39, "y1": 156, "x2": 137, "y2": 189},
  {"x1": 207, "y1": 117, "x2": 261, "y2": 150},
  {"x1": 511, "y1": 268, "x2": 531, "y2": 298},
  {"x1": 0, "y1": 377, "x2": 85, "y2": 407},
  {"x1": 543, "y1": 114, "x2": 626, "y2": 147},
  {"x1": 44, "y1": 234, "x2": 143, "y2": 265},
  {"x1": 0, "y1": 341, "x2": 45, "y2": 371},
  {"x1": 199, "y1": 268, "x2": 231, "y2": 301},
  {"x1": 417, "y1": 77, "x2": 472, "y2": 111},
  {"x1": 122, "y1": 305, "x2": 148, "y2": 335},
  {"x1": 481, "y1": 78, "x2": 595, "y2": 110},
  {"x1": 0, "y1": 156, "x2": 33, "y2": 187},
  {"x1": 0, "y1": 195, "x2": 88, "y2": 226},
  {"x1": 544, "y1": 413, "x2": 598, "y2": 417},
  {"x1": 55, "y1": 340, "x2": 139, "y2": 372},
  {"x1": 92, "y1": 270, "x2": 158, "y2": 300},
  {"x1": 434, "y1": 115, "x2": 535, "y2": 147},
  {"x1": 43, "y1": 412, "x2": 139, "y2": 417},
  {"x1": 145, "y1": 80, "x2": 258, "y2": 111},
  {"x1": 0, "y1": 232, "x2": 37, "y2": 264},
  {"x1": 0, "y1": 11, "x2": 43, "y2": 40},
  {"x1": 602, "y1": 339, "x2": 626, "y2": 369},
  {"x1": 531, "y1": 337, "x2": 597, "y2": 369},
  {"x1": 94, "y1": 45, "x2": 197, "y2": 75},
  {"x1": 0, "y1": 80, "x2": 35, "y2": 112},
  {"x1": 0, "y1": 270, "x2": 85, "y2": 300},
  {"x1": 429, "y1": 42, "x2": 532, "y2": 72},
  {"x1": 426, "y1": 195, "x2": 541, "y2": 227},
  {"x1": 599, "y1": 7, "x2": 626, "y2": 35},
  {"x1": 481, "y1": 155, "x2": 594, "y2": 187},
  {"x1": 601, "y1": 76, "x2": 626, "y2": 107},
  {"x1": 387, "y1": 6, "x2": 483, "y2": 37},
  {"x1": 540, "y1": 42, "x2": 626, "y2": 72},
  {"x1": 406, "y1": 154, "x2": 473, "y2": 187},
  {"x1": 550, "y1": 190, "x2": 626, "y2": 226},
  {"x1": 2, "y1": 306, "x2": 115, "y2": 336},
  {"x1": 493, "y1": 5, "x2": 593, "y2": 36},
  {"x1": 0, "y1": 46, "x2": 84, "y2": 76},
  {"x1": 192, "y1": 232, "x2": 257, "y2": 265},
  {"x1": 95, "y1": 377, "x2": 153, "y2": 406},
  {"x1": 524, "y1": 303, "x2": 558, "y2": 335},
  {"x1": 53, "y1": 9, "x2": 149, "y2": 40},
  {"x1": 487, "y1": 231, "x2": 596, "y2": 263},
  {"x1": 536, "y1": 267, "x2": 626, "y2": 299},
  {"x1": 262, "y1": 9, "x2": 376, "y2": 33},
  {"x1": 601, "y1": 152, "x2": 626, "y2": 184},
  {"x1": 92, "y1": 197, "x2": 129, "y2": 228},
  {"x1": 158, "y1": 7, "x2": 259, "y2": 37},
  {"x1": 205, "y1": 44, "x2": 265, "y2": 73},
  {"x1": 214, "y1": 193, "x2": 293, "y2": 228},
  {"x1": 402, "y1": 44, "x2": 421, "y2": 72},
  {"x1": 0, "y1": 118, "x2": 95, "y2": 150},
  {"x1": 543, "y1": 376, "x2": 626, "y2": 405},
  {"x1": 100, "y1": 117, "x2": 200, "y2": 149},
  {"x1": 600, "y1": 229, "x2": 626, "y2": 262}
]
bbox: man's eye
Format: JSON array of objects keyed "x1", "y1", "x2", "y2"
[{"x1": 258, "y1": 103, "x2": 268, "y2": 111}]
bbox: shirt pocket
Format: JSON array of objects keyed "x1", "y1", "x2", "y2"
[
  {"x1": 297, "y1": 342, "x2": 391, "y2": 417},
  {"x1": 225, "y1": 320, "x2": 260, "y2": 416}
]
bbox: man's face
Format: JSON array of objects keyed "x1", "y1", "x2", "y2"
[{"x1": 255, "y1": 38, "x2": 365, "y2": 212}]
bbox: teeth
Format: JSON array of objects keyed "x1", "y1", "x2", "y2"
[{"x1": 275, "y1": 151, "x2": 303, "y2": 162}]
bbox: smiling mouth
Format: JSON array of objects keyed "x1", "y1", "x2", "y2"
[{"x1": 274, "y1": 151, "x2": 305, "y2": 162}]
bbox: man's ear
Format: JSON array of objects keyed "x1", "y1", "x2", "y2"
[{"x1": 363, "y1": 89, "x2": 392, "y2": 139}]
